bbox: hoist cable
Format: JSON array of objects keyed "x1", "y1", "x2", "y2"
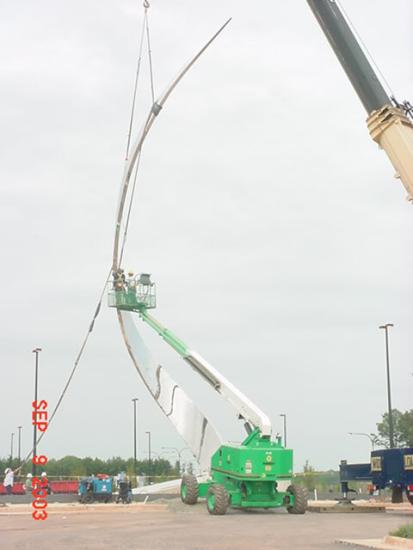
[
  {"x1": 125, "y1": 15, "x2": 147, "y2": 160},
  {"x1": 336, "y1": 0, "x2": 395, "y2": 99},
  {"x1": 145, "y1": 8, "x2": 156, "y2": 104},
  {"x1": 120, "y1": 2, "x2": 157, "y2": 264},
  {"x1": 119, "y1": 150, "x2": 142, "y2": 266},
  {"x1": 19, "y1": 2, "x2": 153, "y2": 467}
]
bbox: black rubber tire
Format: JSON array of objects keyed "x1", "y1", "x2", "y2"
[
  {"x1": 286, "y1": 484, "x2": 308, "y2": 514},
  {"x1": 405, "y1": 490, "x2": 413, "y2": 506},
  {"x1": 180, "y1": 474, "x2": 199, "y2": 505},
  {"x1": 84, "y1": 493, "x2": 94, "y2": 504},
  {"x1": 206, "y1": 484, "x2": 229, "y2": 516}
]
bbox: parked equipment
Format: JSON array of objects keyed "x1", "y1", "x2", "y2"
[
  {"x1": 340, "y1": 447, "x2": 413, "y2": 504},
  {"x1": 78, "y1": 475, "x2": 113, "y2": 504}
]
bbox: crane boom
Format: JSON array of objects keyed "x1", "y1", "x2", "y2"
[{"x1": 306, "y1": 0, "x2": 413, "y2": 200}]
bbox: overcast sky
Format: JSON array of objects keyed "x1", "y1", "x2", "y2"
[{"x1": 1, "y1": 0, "x2": 412, "y2": 472}]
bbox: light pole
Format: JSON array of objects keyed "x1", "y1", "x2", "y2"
[
  {"x1": 348, "y1": 432, "x2": 377, "y2": 450},
  {"x1": 32, "y1": 347, "x2": 42, "y2": 476},
  {"x1": 161, "y1": 446, "x2": 191, "y2": 473},
  {"x1": 10, "y1": 432, "x2": 15, "y2": 461},
  {"x1": 145, "y1": 431, "x2": 152, "y2": 466},
  {"x1": 280, "y1": 414, "x2": 287, "y2": 447},
  {"x1": 132, "y1": 398, "x2": 139, "y2": 475},
  {"x1": 17, "y1": 426, "x2": 22, "y2": 463},
  {"x1": 379, "y1": 323, "x2": 394, "y2": 448}
]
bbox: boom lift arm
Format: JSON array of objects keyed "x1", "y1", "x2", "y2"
[
  {"x1": 109, "y1": 277, "x2": 272, "y2": 437},
  {"x1": 306, "y1": 0, "x2": 413, "y2": 200}
]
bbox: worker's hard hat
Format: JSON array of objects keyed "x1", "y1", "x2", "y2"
[
  {"x1": 27, "y1": 473, "x2": 32, "y2": 478},
  {"x1": 41, "y1": 472, "x2": 47, "y2": 477},
  {"x1": 4, "y1": 468, "x2": 10, "y2": 474}
]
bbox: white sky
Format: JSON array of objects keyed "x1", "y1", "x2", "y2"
[{"x1": 1, "y1": 0, "x2": 412, "y2": 471}]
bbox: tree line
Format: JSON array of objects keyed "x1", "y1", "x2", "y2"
[
  {"x1": 2, "y1": 409, "x2": 411, "y2": 479},
  {"x1": 0, "y1": 456, "x2": 180, "y2": 479}
]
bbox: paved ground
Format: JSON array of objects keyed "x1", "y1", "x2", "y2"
[{"x1": 0, "y1": 500, "x2": 411, "y2": 550}]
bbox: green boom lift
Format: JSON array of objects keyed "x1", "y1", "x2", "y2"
[{"x1": 109, "y1": 273, "x2": 307, "y2": 515}]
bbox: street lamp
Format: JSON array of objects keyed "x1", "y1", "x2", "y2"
[
  {"x1": 161, "y1": 446, "x2": 191, "y2": 473},
  {"x1": 280, "y1": 414, "x2": 287, "y2": 447},
  {"x1": 379, "y1": 323, "x2": 394, "y2": 448},
  {"x1": 10, "y1": 432, "x2": 15, "y2": 461},
  {"x1": 17, "y1": 426, "x2": 22, "y2": 463},
  {"x1": 132, "y1": 398, "x2": 139, "y2": 475},
  {"x1": 348, "y1": 432, "x2": 377, "y2": 450},
  {"x1": 32, "y1": 347, "x2": 42, "y2": 476},
  {"x1": 145, "y1": 431, "x2": 152, "y2": 464}
]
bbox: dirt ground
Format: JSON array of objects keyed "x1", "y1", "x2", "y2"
[{"x1": 1, "y1": 500, "x2": 412, "y2": 550}]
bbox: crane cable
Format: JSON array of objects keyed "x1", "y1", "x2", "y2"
[
  {"x1": 20, "y1": 1, "x2": 156, "y2": 467},
  {"x1": 121, "y1": 0, "x2": 156, "y2": 264}
]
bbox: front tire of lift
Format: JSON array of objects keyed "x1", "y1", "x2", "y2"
[
  {"x1": 180, "y1": 474, "x2": 199, "y2": 505},
  {"x1": 286, "y1": 484, "x2": 308, "y2": 514},
  {"x1": 206, "y1": 484, "x2": 229, "y2": 515}
]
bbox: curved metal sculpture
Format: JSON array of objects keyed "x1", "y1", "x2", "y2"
[{"x1": 112, "y1": 20, "x2": 231, "y2": 470}]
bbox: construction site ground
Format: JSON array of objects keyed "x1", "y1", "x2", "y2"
[{"x1": 1, "y1": 499, "x2": 412, "y2": 550}]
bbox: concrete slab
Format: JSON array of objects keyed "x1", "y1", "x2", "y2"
[
  {"x1": 337, "y1": 536, "x2": 413, "y2": 549},
  {"x1": 308, "y1": 500, "x2": 386, "y2": 513}
]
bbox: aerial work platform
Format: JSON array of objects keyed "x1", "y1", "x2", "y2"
[{"x1": 108, "y1": 272, "x2": 156, "y2": 311}]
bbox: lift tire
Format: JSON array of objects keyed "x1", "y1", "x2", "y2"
[
  {"x1": 406, "y1": 491, "x2": 413, "y2": 506},
  {"x1": 206, "y1": 484, "x2": 229, "y2": 515},
  {"x1": 180, "y1": 474, "x2": 199, "y2": 505},
  {"x1": 286, "y1": 485, "x2": 308, "y2": 514}
]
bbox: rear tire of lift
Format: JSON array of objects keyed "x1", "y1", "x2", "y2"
[
  {"x1": 286, "y1": 484, "x2": 308, "y2": 514},
  {"x1": 180, "y1": 474, "x2": 199, "y2": 505},
  {"x1": 206, "y1": 484, "x2": 229, "y2": 515},
  {"x1": 406, "y1": 490, "x2": 413, "y2": 506}
]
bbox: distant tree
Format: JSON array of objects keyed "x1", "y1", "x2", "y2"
[
  {"x1": 302, "y1": 460, "x2": 316, "y2": 491},
  {"x1": 375, "y1": 409, "x2": 413, "y2": 448}
]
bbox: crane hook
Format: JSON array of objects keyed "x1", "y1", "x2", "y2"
[{"x1": 143, "y1": 0, "x2": 150, "y2": 8}]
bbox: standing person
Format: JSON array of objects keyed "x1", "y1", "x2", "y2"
[
  {"x1": 41, "y1": 472, "x2": 51, "y2": 495},
  {"x1": 25, "y1": 473, "x2": 33, "y2": 493},
  {"x1": 3, "y1": 466, "x2": 21, "y2": 495}
]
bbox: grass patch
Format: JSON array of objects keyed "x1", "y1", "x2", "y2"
[{"x1": 390, "y1": 524, "x2": 413, "y2": 539}]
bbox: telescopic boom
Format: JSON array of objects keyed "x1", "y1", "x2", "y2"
[
  {"x1": 307, "y1": 0, "x2": 413, "y2": 200},
  {"x1": 109, "y1": 283, "x2": 272, "y2": 437}
]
